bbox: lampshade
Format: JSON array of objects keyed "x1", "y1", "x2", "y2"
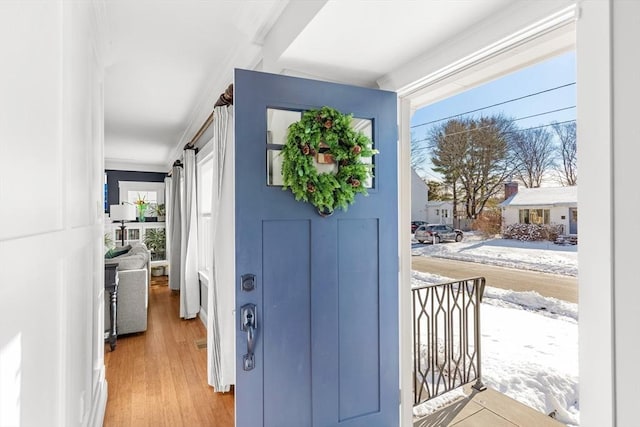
[{"x1": 110, "y1": 204, "x2": 136, "y2": 222}]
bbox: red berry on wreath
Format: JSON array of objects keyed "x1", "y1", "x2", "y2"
[
  {"x1": 307, "y1": 183, "x2": 316, "y2": 193},
  {"x1": 350, "y1": 178, "x2": 361, "y2": 188},
  {"x1": 324, "y1": 120, "x2": 333, "y2": 129},
  {"x1": 302, "y1": 144, "x2": 310, "y2": 155},
  {"x1": 352, "y1": 145, "x2": 362, "y2": 154}
]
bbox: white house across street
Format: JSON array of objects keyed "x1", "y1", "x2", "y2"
[{"x1": 500, "y1": 183, "x2": 578, "y2": 236}]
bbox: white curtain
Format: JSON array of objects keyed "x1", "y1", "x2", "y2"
[
  {"x1": 168, "y1": 167, "x2": 182, "y2": 291},
  {"x1": 164, "y1": 176, "x2": 172, "y2": 276},
  {"x1": 180, "y1": 149, "x2": 200, "y2": 319},
  {"x1": 208, "y1": 105, "x2": 235, "y2": 390}
]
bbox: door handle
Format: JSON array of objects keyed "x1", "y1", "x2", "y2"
[{"x1": 240, "y1": 304, "x2": 257, "y2": 371}]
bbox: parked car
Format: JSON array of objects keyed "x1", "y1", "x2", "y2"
[
  {"x1": 415, "y1": 224, "x2": 463, "y2": 244},
  {"x1": 411, "y1": 221, "x2": 427, "y2": 233}
]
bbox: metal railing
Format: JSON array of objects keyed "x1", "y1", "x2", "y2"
[{"x1": 412, "y1": 277, "x2": 487, "y2": 406}]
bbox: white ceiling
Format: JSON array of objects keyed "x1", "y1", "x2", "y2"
[
  {"x1": 103, "y1": 0, "x2": 575, "y2": 172},
  {"x1": 104, "y1": 0, "x2": 286, "y2": 171},
  {"x1": 278, "y1": 0, "x2": 509, "y2": 85}
]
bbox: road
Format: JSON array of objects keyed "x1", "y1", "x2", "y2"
[{"x1": 411, "y1": 256, "x2": 578, "y2": 304}]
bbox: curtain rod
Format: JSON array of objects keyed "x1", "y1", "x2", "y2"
[
  {"x1": 166, "y1": 159, "x2": 182, "y2": 177},
  {"x1": 183, "y1": 83, "x2": 234, "y2": 150},
  {"x1": 168, "y1": 84, "x2": 234, "y2": 177}
]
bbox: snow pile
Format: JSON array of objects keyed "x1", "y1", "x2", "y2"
[
  {"x1": 483, "y1": 286, "x2": 578, "y2": 321},
  {"x1": 413, "y1": 387, "x2": 466, "y2": 418},
  {"x1": 411, "y1": 270, "x2": 580, "y2": 426},
  {"x1": 412, "y1": 232, "x2": 578, "y2": 276}
]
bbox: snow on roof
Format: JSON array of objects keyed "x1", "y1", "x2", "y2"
[
  {"x1": 501, "y1": 186, "x2": 577, "y2": 207},
  {"x1": 426, "y1": 201, "x2": 452, "y2": 207}
]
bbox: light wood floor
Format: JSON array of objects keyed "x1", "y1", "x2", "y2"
[{"x1": 104, "y1": 276, "x2": 235, "y2": 426}]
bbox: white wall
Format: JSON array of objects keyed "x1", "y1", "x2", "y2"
[
  {"x1": 0, "y1": 2, "x2": 106, "y2": 426},
  {"x1": 410, "y1": 169, "x2": 428, "y2": 221},
  {"x1": 549, "y1": 207, "x2": 570, "y2": 234},
  {"x1": 502, "y1": 207, "x2": 518, "y2": 228},
  {"x1": 611, "y1": 0, "x2": 640, "y2": 420},
  {"x1": 576, "y1": 2, "x2": 613, "y2": 426},
  {"x1": 610, "y1": 3, "x2": 640, "y2": 420},
  {"x1": 578, "y1": 1, "x2": 640, "y2": 426}
]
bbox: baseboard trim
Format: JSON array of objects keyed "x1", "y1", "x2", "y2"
[
  {"x1": 88, "y1": 379, "x2": 108, "y2": 427},
  {"x1": 199, "y1": 307, "x2": 207, "y2": 328}
]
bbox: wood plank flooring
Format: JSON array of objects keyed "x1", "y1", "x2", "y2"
[{"x1": 104, "y1": 277, "x2": 235, "y2": 426}]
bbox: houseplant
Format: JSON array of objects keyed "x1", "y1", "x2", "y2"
[
  {"x1": 155, "y1": 203, "x2": 166, "y2": 221},
  {"x1": 144, "y1": 228, "x2": 166, "y2": 261},
  {"x1": 104, "y1": 232, "x2": 115, "y2": 255},
  {"x1": 134, "y1": 193, "x2": 149, "y2": 221}
]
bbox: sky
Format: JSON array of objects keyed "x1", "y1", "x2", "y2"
[
  {"x1": 410, "y1": 233, "x2": 579, "y2": 426},
  {"x1": 410, "y1": 51, "x2": 577, "y2": 182}
]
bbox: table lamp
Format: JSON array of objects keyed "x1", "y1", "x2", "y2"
[{"x1": 110, "y1": 204, "x2": 137, "y2": 246}]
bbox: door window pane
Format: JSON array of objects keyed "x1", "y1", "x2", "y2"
[
  {"x1": 267, "y1": 149, "x2": 284, "y2": 186},
  {"x1": 266, "y1": 112, "x2": 375, "y2": 189},
  {"x1": 352, "y1": 118, "x2": 374, "y2": 188},
  {"x1": 267, "y1": 109, "x2": 301, "y2": 145}
]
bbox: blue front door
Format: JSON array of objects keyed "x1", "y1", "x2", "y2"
[{"x1": 235, "y1": 69, "x2": 398, "y2": 427}]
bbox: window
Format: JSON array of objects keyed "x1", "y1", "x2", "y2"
[
  {"x1": 197, "y1": 154, "x2": 213, "y2": 278},
  {"x1": 266, "y1": 109, "x2": 301, "y2": 186},
  {"x1": 443, "y1": 209, "x2": 449, "y2": 218},
  {"x1": 519, "y1": 208, "x2": 550, "y2": 225},
  {"x1": 118, "y1": 181, "x2": 165, "y2": 215},
  {"x1": 435, "y1": 209, "x2": 440, "y2": 216},
  {"x1": 266, "y1": 108, "x2": 375, "y2": 188},
  {"x1": 104, "y1": 173, "x2": 108, "y2": 212},
  {"x1": 127, "y1": 191, "x2": 157, "y2": 205}
]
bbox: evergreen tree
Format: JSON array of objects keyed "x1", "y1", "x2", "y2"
[{"x1": 427, "y1": 180, "x2": 448, "y2": 201}]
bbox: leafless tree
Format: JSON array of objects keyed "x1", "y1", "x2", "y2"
[
  {"x1": 411, "y1": 130, "x2": 432, "y2": 178},
  {"x1": 430, "y1": 116, "x2": 515, "y2": 220},
  {"x1": 509, "y1": 127, "x2": 556, "y2": 188},
  {"x1": 552, "y1": 121, "x2": 577, "y2": 186}
]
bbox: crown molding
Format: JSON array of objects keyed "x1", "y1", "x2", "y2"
[
  {"x1": 379, "y1": 3, "x2": 577, "y2": 99},
  {"x1": 105, "y1": 158, "x2": 168, "y2": 173}
]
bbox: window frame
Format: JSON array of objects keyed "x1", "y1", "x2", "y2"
[{"x1": 518, "y1": 208, "x2": 551, "y2": 225}]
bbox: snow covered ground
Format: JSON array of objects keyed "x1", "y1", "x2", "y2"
[
  {"x1": 411, "y1": 234, "x2": 579, "y2": 426},
  {"x1": 412, "y1": 232, "x2": 578, "y2": 276}
]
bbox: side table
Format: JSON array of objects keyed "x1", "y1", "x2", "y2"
[{"x1": 104, "y1": 263, "x2": 119, "y2": 351}]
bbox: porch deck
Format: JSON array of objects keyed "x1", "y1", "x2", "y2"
[{"x1": 414, "y1": 384, "x2": 565, "y2": 427}]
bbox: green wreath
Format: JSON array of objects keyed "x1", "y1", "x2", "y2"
[{"x1": 281, "y1": 106, "x2": 377, "y2": 215}]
